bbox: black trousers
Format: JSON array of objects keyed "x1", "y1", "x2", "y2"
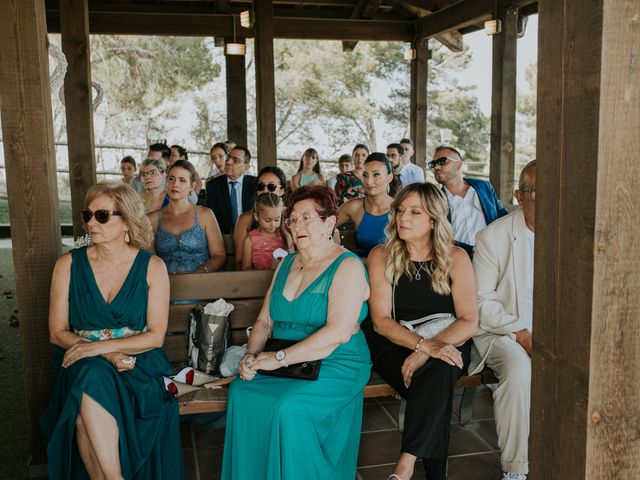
[{"x1": 365, "y1": 322, "x2": 471, "y2": 479}]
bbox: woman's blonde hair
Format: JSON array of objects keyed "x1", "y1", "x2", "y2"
[
  {"x1": 383, "y1": 183, "x2": 454, "y2": 295},
  {"x1": 85, "y1": 182, "x2": 154, "y2": 250}
]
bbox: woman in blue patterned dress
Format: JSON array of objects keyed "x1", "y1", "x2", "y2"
[
  {"x1": 222, "y1": 185, "x2": 371, "y2": 479},
  {"x1": 149, "y1": 160, "x2": 226, "y2": 273}
]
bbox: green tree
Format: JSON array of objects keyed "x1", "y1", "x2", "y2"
[
  {"x1": 89, "y1": 35, "x2": 221, "y2": 146},
  {"x1": 381, "y1": 42, "x2": 489, "y2": 168}
]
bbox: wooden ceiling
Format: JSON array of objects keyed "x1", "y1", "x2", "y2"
[{"x1": 45, "y1": 0, "x2": 537, "y2": 47}]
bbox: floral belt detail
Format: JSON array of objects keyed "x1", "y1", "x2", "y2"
[{"x1": 74, "y1": 326, "x2": 146, "y2": 341}]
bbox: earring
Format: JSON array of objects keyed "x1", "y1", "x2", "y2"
[
  {"x1": 124, "y1": 229, "x2": 130, "y2": 243},
  {"x1": 329, "y1": 234, "x2": 333, "y2": 241}
]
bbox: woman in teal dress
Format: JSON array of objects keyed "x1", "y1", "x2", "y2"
[
  {"x1": 41, "y1": 182, "x2": 183, "y2": 479},
  {"x1": 222, "y1": 185, "x2": 371, "y2": 479}
]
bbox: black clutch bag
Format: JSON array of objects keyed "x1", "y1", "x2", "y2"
[{"x1": 259, "y1": 338, "x2": 322, "y2": 381}]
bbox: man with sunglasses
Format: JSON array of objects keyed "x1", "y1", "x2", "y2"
[
  {"x1": 430, "y1": 145, "x2": 508, "y2": 256},
  {"x1": 205, "y1": 146, "x2": 257, "y2": 234},
  {"x1": 469, "y1": 160, "x2": 536, "y2": 480}
]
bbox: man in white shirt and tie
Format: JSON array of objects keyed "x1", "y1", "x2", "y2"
[{"x1": 205, "y1": 146, "x2": 257, "y2": 234}]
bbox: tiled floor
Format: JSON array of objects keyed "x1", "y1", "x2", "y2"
[{"x1": 181, "y1": 386, "x2": 501, "y2": 479}]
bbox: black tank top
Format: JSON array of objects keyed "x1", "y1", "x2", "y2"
[{"x1": 393, "y1": 260, "x2": 455, "y2": 321}]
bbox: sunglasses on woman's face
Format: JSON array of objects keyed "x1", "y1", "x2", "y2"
[
  {"x1": 256, "y1": 182, "x2": 280, "y2": 193},
  {"x1": 81, "y1": 209, "x2": 122, "y2": 224}
]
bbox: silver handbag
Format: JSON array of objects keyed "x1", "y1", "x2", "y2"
[{"x1": 392, "y1": 283, "x2": 456, "y2": 339}]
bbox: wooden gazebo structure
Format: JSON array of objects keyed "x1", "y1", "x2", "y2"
[{"x1": 1, "y1": 0, "x2": 638, "y2": 478}]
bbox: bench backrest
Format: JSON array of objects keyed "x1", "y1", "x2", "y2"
[
  {"x1": 165, "y1": 228, "x2": 358, "y2": 366},
  {"x1": 166, "y1": 270, "x2": 274, "y2": 365}
]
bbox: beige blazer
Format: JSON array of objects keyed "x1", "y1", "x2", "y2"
[{"x1": 469, "y1": 208, "x2": 531, "y2": 375}]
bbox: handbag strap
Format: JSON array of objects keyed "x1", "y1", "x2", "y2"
[{"x1": 392, "y1": 282, "x2": 396, "y2": 321}]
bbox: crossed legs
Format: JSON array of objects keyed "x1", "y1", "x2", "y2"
[{"x1": 75, "y1": 393, "x2": 123, "y2": 480}]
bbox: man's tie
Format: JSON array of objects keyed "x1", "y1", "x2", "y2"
[{"x1": 229, "y1": 180, "x2": 239, "y2": 227}]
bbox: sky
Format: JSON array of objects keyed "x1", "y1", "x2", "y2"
[{"x1": 456, "y1": 15, "x2": 538, "y2": 115}]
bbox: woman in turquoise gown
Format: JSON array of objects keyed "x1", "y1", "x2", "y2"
[
  {"x1": 222, "y1": 185, "x2": 371, "y2": 479},
  {"x1": 41, "y1": 183, "x2": 183, "y2": 479}
]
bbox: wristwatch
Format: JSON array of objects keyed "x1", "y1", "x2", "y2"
[{"x1": 275, "y1": 349, "x2": 289, "y2": 367}]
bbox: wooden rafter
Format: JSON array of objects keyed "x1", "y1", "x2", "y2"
[
  {"x1": 46, "y1": 10, "x2": 415, "y2": 41},
  {"x1": 342, "y1": 0, "x2": 381, "y2": 51},
  {"x1": 416, "y1": 0, "x2": 537, "y2": 40}
]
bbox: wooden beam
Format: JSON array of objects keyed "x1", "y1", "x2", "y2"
[
  {"x1": 0, "y1": 0, "x2": 61, "y2": 466},
  {"x1": 46, "y1": 10, "x2": 415, "y2": 41},
  {"x1": 60, "y1": 0, "x2": 97, "y2": 238},
  {"x1": 225, "y1": 38, "x2": 248, "y2": 147},
  {"x1": 274, "y1": 17, "x2": 413, "y2": 40},
  {"x1": 254, "y1": 0, "x2": 277, "y2": 169},
  {"x1": 489, "y1": 6, "x2": 518, "y2": 205},
  {"x1": 531, "y1": 0, "x2": 640, "y2": 478},
  {"x1": 342, "y1": 0, "x2": 381, "y2": 51},
  {"x1": 434, "y1": 30, "x2": 463, "y2": 52},
  {"x1": 409, "y1": 40, "x2": 429, "y2": 170},
  {"x1": 416, "y1": 0, "x2": 537, "y2": 40}
]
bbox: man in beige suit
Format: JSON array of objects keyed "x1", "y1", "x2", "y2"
[{"x1": 470, "y1": 160, "x2": 536, "y2": 480}]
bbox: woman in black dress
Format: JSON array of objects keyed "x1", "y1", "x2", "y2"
[{"x1": 366, "y1": 182, "x2": 478, "y2": 480}]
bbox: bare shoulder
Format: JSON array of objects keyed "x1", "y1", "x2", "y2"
[
  {"x1": 333, "y1": 254, "x2": 367, "y2": 287},
  {"x1": 367, "y1": 245, "x2": 386, "y2": 265},
  {"x1": 53, "y1": 251, "x2": 73, "y2": 275},
  {"x1": 197, "y1": 206, "x2": 215, "y2": 221},
  {"x1": 449, "y1": 246, "x2": 472, "y2": 269},
  {"x1": 147, "y1": 255, "x2": 168, "y2": 278},
  {"x1": 341, "y1": 197, "x2": 361, "y2": 214}
]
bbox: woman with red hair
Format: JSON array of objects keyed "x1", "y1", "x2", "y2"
[{"x1": 222, "y1": 185, "x2": 371, "y2": 479}]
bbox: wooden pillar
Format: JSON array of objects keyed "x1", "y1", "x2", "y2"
[
  {"x1": 0, "y1": 0, "x2": 61, "y2": 468},
  {"x1": 489, "y1": 6, "x2": 518, "y2": 205},
  {"x1": 531, "y1": 0, "x2": 640, "y2": 478},
  {"x1": 409, "y1": 40, "x2": 429, "y2": 170},
  {"x1": 225, "y1": 38, "x2": 248, "y2": 147},
  {"x1": 60, "y1": 0, "x2": 96, "y2": 238},
  {"x1": 254, "y1": 0, "x2": 277, "y2": 169}
]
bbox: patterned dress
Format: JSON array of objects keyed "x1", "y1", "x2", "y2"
[
  {"x1": 334, "y1": 171, "x2": 364, "y2": 205},
  {"x1": 40, "y1": 248, "x2": 183, "y2": 479}
]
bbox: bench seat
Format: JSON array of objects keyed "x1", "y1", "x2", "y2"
[{"x1": 167, "y1": 263, "x2": 497, "y2": 424}]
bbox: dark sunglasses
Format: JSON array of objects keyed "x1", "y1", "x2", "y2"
[
  {"x1": 81, "y1": 209, "x2": 122, "y2": 224},
  {"x1": 256, "y1": 182, "x2": 280, "y2": 193},
  {"x1": 427, "y1": 156, "x2": 458, "y2": 169}
]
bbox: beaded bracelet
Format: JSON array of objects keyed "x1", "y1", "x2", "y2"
[{"x1": 414, "y1": 337, "x2": 425, "y2": 353}]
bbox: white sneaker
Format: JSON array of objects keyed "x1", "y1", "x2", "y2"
[{"x1": 503, "y1": 473, "x2": 526, "y2": 480}]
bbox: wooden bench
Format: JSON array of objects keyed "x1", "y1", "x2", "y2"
[{"x1": 165, "y1": 268, "x2": 496, "y2": 425}]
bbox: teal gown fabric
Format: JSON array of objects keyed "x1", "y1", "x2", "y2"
[
  {"x1": 222, "y1": 251, "x2": 371, "y2": 479},
  {"x1": 40, "y1": 247, "x2": 183, "y2": 480}
]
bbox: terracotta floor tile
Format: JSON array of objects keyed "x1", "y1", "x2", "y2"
[
  {"x1": 358, "y1": 430, "x2": 403, "y2": 467},
  {"x1": 358, "y1": 463, "x2": 427, "y2": 480},
  {"x1": 447, "y1": 452, "x2": 502, "y2": 480},
  {"x1": 183, "y1": 449, "x2": 198, "y2": 480},
  {"x1": 467, "y1": 419, "x2": 499, "y2": 451},
  {"x1": 195, "y1": 447, "x2": 223, "y2": 480},
  {"x1": 362, "y1": 403, "x2": 398, "y2": 432},
  {"x1": 472, "y1": 388, "x2": 495, "y2": 421},
  {"x1": 448, "y1": 424, "x2": 496, "y2": 456}
]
